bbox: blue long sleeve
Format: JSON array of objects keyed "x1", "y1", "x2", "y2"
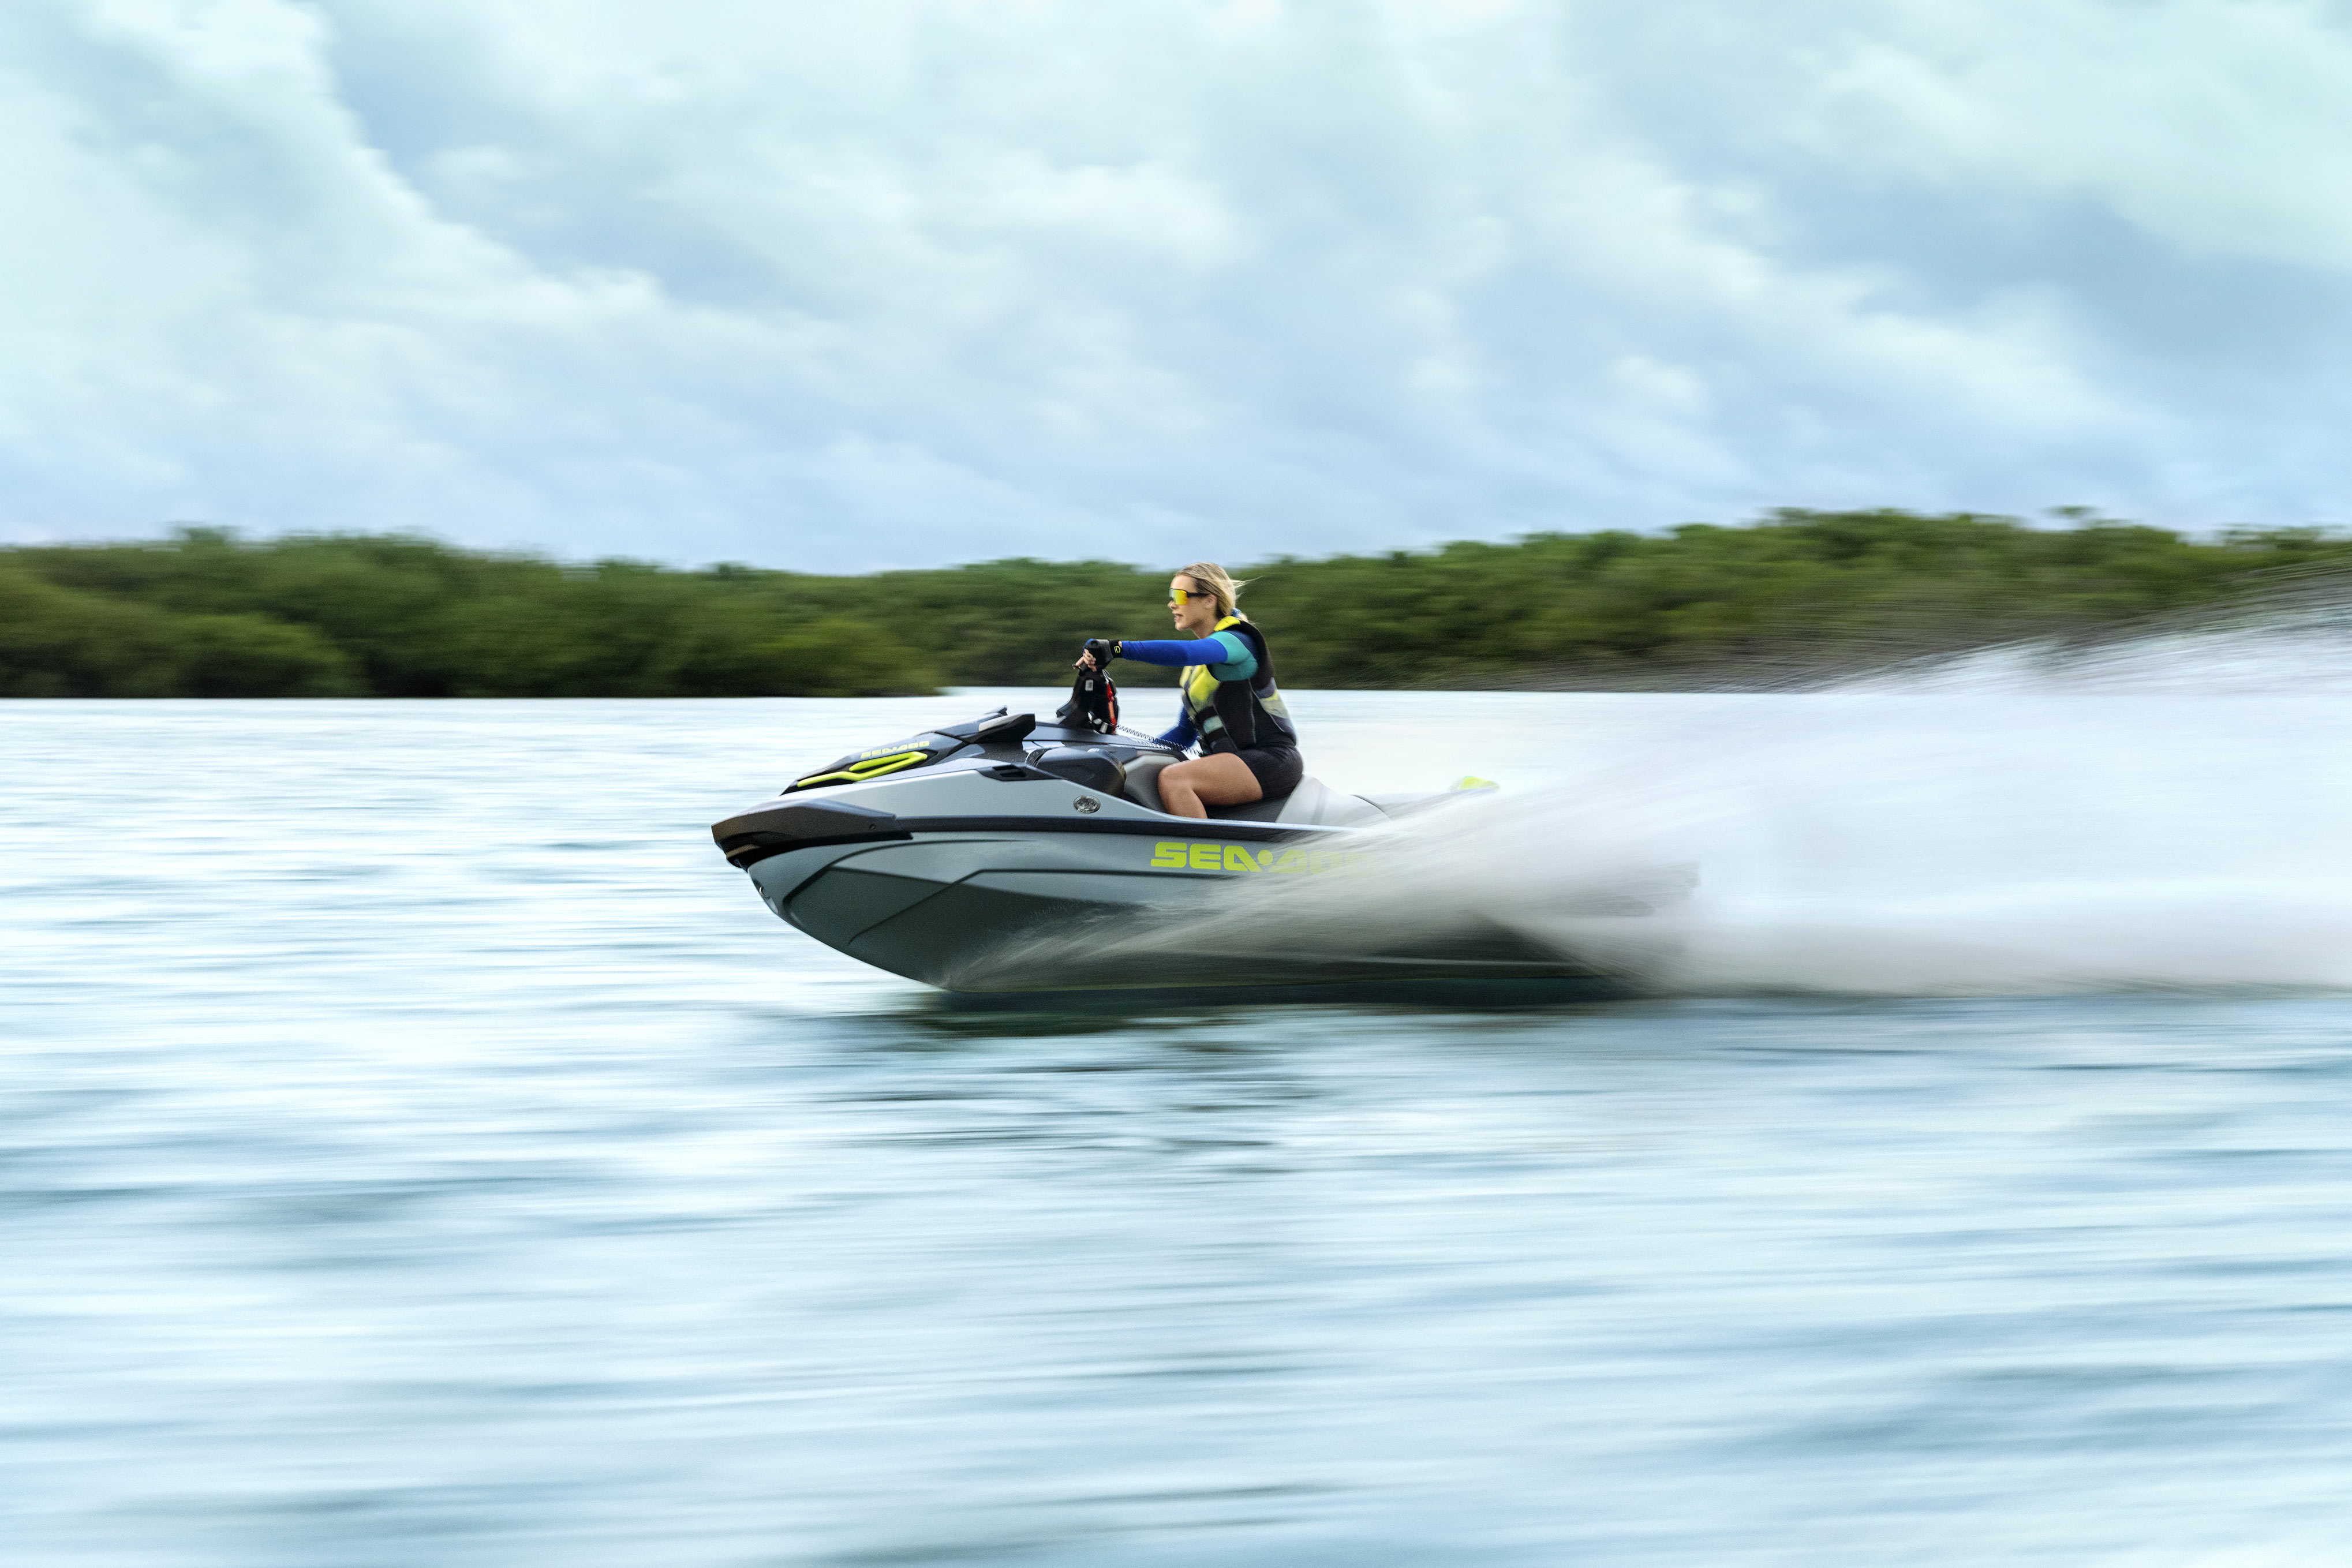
[
  {"x1": 1118, "y1": 636, "x2": 1229, "y2": 667},
  {"x1": 1155, "y1": 712, "x2": 1198, "y2": 751},
  {"x1": 1119, "y1": 631, "x2": 1255, "y2": 678}
]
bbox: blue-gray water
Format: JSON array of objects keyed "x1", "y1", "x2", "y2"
[{"x1": 10, "y1": 690, "x2": 2352, "y2": 1566}]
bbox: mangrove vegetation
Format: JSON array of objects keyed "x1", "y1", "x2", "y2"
[{"x1": 3, "y1": 510, "x2": 2347, "y2": 697}]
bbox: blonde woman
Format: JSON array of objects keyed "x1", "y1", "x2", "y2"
[{"x1": 1077, "y1": 562, "x2": 1302, "y2": 818}]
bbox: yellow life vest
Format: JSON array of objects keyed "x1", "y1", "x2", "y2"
[{"x1": 1180, "y1": 616, "x2": 1296, "y2": 752}]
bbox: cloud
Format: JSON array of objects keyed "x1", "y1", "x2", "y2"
[
  {"x1": 1805, "y1": 0, "x2": 2352, "y2": 271},
  {"x1": 0, "y1": 0, "x2": 2346, "y2": 570}
]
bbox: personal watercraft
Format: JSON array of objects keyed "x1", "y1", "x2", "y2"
[{"x1": 710, "y1": 704, "x2": 1666, "y2": 1004}]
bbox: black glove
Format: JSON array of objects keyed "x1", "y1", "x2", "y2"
[{"x1": 1081, "y1": 638, "x2": 1119, "y2": 668}]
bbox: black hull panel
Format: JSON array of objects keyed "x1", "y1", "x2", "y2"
[
  {"x1": 785, "y1": 859, "x2": 1620, "y2": 995},
  {"x1": 932, "y1": 975, "x2": 1641, "y2": 1011}
]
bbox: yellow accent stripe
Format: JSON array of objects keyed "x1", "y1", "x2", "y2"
[{"x1": 791, "y1": 749, "x2": 930, "y2": 790}]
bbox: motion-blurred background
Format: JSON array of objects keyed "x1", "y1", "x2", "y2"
[{"x1": 12, "y1": 5, "x2": 2352, "y2": 1567}]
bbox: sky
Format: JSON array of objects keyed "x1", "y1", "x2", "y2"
[{"x1": 3, "y1": 0, "x2": 2350, "y2": 572}]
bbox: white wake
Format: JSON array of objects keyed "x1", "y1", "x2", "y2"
[{"x1": 1026, "y1": 625, "x2": 2352, "y2": 997}]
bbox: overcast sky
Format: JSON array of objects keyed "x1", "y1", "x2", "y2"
[{"x1": 3, "y1": 0, "x2": 2349, "y2": 571}]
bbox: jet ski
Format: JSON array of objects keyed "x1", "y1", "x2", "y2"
[{"x1": 710, "y1": 701, "x2": 1666, "y2": 1005}]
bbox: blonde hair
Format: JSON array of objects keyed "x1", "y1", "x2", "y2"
[{"x1": 1173, "y1": 561, "x2": 1250, "y2": 621}]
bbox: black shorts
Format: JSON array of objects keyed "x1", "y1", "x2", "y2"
[{"x1": 1228, "y1": 745, "x2": 1303, "y2": 801}]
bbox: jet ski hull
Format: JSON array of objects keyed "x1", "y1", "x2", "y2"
[
  {"x1": 724, "y1": 802, "x2": 1617, "y2": 997},
  {"x1": 713, "y1": 711, "x2": 1650, "y2": 1000}
]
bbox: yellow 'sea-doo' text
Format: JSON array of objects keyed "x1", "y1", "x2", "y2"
[{"x1": 1149, "y1": 841, "x2": 1360, "y2": 874}]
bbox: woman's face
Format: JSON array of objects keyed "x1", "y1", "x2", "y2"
[{"x1": 1168, "y1": 575, "x2": 1217, "y2": 635}]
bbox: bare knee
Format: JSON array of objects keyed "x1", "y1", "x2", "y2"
[
  {"x1": 1163, "y1": 755, "x2": 1257, "y2": 812},
  {"x1": 1159, "y1": 768, "x2": 1207, "y2": 818}
]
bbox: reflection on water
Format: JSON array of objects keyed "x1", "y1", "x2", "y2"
[{"x1": 8, "y1": 695, "x2": 2352, "y2": 1566}]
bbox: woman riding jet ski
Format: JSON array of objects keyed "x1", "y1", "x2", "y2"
[
  {"x1": 1075, "y1": 561, "x2": 1302, "y2": 819},
  {"x1": 709, "y1": 562, "x2": 1674, "y2": 1002}
]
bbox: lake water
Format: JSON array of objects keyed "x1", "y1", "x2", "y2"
[{"x1": 9, "y1": 687, "x2": 2352, "y2": 1566}]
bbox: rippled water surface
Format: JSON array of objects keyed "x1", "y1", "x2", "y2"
[{"x1": 9, "y1": 693, "x2": 2352, "y2": 1566}]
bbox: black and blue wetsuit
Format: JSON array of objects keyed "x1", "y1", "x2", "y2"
[{"x1": 1117, "y1": 616, "x2": 1303, "y2": 801}]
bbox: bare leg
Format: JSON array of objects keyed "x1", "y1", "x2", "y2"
[{"x1": 1158, "y1": 754, "x2": 1263, "y2": 819}]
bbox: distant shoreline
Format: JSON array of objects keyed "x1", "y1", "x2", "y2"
[{"x1": 7, "y1": 510, "x2": 2344, "y2": 699}]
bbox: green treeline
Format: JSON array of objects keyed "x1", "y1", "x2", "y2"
[{"x1": 3, "y1": 510, "x2": 2347, "y2": 698}]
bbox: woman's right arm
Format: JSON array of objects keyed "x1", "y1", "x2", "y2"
[
  {"x1": 1115, "y1": 635, "x2": 1240, "y2": 668},
  {"x1": 1100, "y1": 634, "x2": 1256, "y2": 690}
]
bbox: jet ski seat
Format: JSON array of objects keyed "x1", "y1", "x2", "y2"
[
  {"x1": 1198, "y1": 780, "x2": 1382, "y2": 825},
  {"x1": 1270, "y1": 777, "x2": 1386, "y2": 826},
  {"x1": 1123, "y1": 755, "x2": 1176, "y2": 813},
  {"x1": 1121, "y1": 758, "x2": 1383, "y2": 827}
]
